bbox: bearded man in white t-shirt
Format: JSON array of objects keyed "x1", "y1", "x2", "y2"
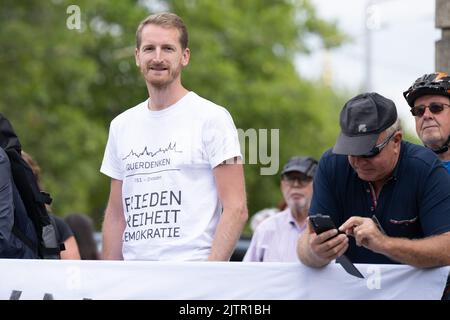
[{"x1": 100, "y1": 12, "x2": 248, "y2": 261}]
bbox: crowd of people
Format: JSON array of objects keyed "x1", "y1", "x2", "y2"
[{"x1": 1, "y1": 12, "x2": 450, "y2": 298}]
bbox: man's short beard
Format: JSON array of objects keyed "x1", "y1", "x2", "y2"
[
  {"x1": 150, "y1": 79, "x2": 172, "y2": 89},
  {"x1": 146, "y1": 67, "x2": 182, "y2": 89}
]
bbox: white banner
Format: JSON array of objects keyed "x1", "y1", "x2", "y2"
[{"x1": 0, "y1": 259, "x2": 448, "y2": 300}]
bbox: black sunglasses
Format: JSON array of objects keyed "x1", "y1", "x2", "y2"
[
  {"x1": 359, "y1": 131, "x2": 397, "y2": 158},
  {"x1": 282, "y1": 174, "x2": 312, "y2": 187},
  {"x1": 410, "y1": 102, "x2": 450, "y2": 117}
]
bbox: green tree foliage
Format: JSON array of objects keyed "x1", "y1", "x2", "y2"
[
  {"x1": 169, "y1": 0, "x2": 347, "y2": 233},
  {"x1": 0, "y1": 0, "x2": 347, "y2": 232},
  {"x1": 0, "y1": 0, "x2": 146, "y2": 226}
]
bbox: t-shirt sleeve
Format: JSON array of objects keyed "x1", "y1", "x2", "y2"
[
  {"x1": 52, "y1": 215, "x2": 73, "y2": 242},
  {"x1": 203, "y1": 108, "x2": 242, "y2": 169},
  {"x1": 419, "y1": 162, "x2": 450, "y2": 236},
  {"x1": 100, "y1": 121, "x2": 123, "y2": 180}
]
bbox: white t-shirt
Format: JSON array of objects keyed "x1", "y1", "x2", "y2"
[{"x1": 100, "y1": 92, "x2": 242, "y2": 261}]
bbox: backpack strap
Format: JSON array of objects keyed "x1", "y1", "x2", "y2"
[
  {"x1": 10, "y1": 178, "x2": 40, "y2": 258},
  {"x1": 38, "y1": 191, "x2": 52, "y2": 205},
  {"x1": 12, "y1": 224, "x2": 38, "y2": 253},
  {"x1": 41, "y1": 216, "x2": 65, "y2": 258},
  {"x1": 8, "y1": 148, "x2": 61, "y2": 259}
]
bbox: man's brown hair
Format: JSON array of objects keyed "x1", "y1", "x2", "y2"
[{"x1": 136, "y1": 12, "x2": 188, "y2": 49}]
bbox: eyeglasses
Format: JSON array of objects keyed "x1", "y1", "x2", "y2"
[
  {"x1": 282, "y1": 174, "x2": 312, "y2": 187},
  {"x1": 359, "y1": 131, "x2": 397, "y2": 158},
  {"x1": 410, "y1": 102, "x2": 450, "y2": 117}
]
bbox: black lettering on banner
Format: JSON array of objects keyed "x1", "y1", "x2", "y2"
[
  {"x1": 43, "y1": 293, "x2": 54, "y2": 300},
  {"x1": 8, "y1": 289, "x2": 93, "y2": 300},
  {"x1": 9, "y1": 290, "x2": 22, "y2": 300}
]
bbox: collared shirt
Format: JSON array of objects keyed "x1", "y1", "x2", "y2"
[
  {"x1": 442, "y1": 160, "x2": 450, "y2": 174},
  {"x1": 243, "y1": 208, "x2": 306, "y2": 262},
  {"x1": 310, "y1": 141, "x2": 450, "y2": 264}
]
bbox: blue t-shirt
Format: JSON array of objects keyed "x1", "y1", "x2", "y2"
[{"x1": 310, "y1": 141, "x2": 450, "y2": 264}]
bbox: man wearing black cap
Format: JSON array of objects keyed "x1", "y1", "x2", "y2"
[
  {"x1": 297, "y1": 92, "x2": 450, "y2": 268},
  {"x1": 244, "y1": 156, "x2": 317, "y2": 262},
  {"x1": 404, "y1": 72, "x2": 450, "y2": 173}
]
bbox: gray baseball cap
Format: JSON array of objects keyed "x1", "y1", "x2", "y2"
[
  {"x1": 280, "y1": 156, "x2": 318, "y2": 177},
  {"x1": 332, "y1": 92, "x2": 397, "y2": 156}
]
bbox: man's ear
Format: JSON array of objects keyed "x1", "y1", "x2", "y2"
[
  {"x1": 394, "y1": 131, "x2": 403, "y2": 143},
  {"x1": 181, "y1": 47, "x2": 190, "y2": 67},
  {"x1": 135, "y1": 47, "x2": 140, "y2": 67}
]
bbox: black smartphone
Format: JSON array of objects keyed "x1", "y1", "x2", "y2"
[
  {"x1": 309, "y1": 214, "x2": 338, "y2": 234},
  {"x1": 310, "y1": 214, "x2": 365, "y2": 279}
]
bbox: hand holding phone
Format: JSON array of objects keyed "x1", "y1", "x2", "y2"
[
  {"x1": 309, "y1": 214, "x2": 364, "y2": 279},
  {"x1": 309, "y1": 214, "x2": 339, "y2": 235}
]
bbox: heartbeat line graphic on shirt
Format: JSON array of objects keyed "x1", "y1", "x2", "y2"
[{"x1": 122, "y1": 142, "x2": 183, "y2": 160}]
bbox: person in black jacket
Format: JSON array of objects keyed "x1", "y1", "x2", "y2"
[{"x1": 0, "y1": 147, "x2": 38, "y2": 258}]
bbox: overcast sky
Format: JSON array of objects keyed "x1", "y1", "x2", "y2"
[{"x1": 296, "y1": 0, "x2": 440, "y2": 135}]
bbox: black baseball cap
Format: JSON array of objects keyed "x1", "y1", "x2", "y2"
[
  {"x1": 280, "y1": 156, "x2": 318, "y2": 177},
  {"x1": 332, "y1": 92, "x2": 397, "y2": 156}
]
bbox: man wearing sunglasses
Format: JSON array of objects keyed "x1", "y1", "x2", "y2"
[
  {"x1": 404, "y1": 72, "x2": 450, "y2": 173},
  {"x1": 297, "y1": 92, "x2": 450, "y2": 269},
  {"x1": 244, "y1": 156, "x2": 317, "y2": 262}
]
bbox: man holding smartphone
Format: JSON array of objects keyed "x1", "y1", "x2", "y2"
[{"x1": 297, "y1": 92, "x2": 450, "y2": 268}]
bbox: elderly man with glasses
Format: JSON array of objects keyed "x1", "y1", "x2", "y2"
[
  {"x1": 244, "y1": 156, "x2": 318, "y2": 262},
  {"x1": 404, "y1": 72, "x2": 450, "y2": 173},
  {"x1": 404, "y1": 73, "x2": 450, "y2": 299},
  {"x1": 297, "y1": 92, "x2": 450, "y2": 269}
]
